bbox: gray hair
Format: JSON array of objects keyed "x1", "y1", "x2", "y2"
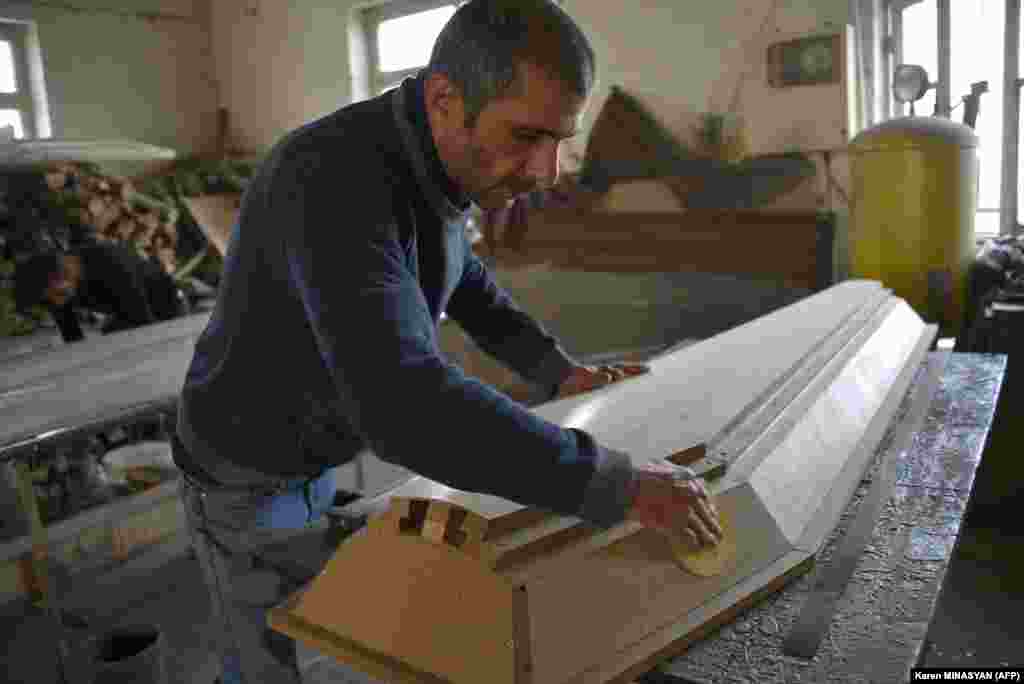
[{"x1": 425, "y1": 0, "x2": 596, "y2": 127}]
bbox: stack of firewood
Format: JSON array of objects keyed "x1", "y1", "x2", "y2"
[{"x1": 44, "y1": 162, "x2": 180, "y2": 275}]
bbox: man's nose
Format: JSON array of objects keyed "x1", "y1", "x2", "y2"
[{"x1": 526, "y1": 139, "x2": 561, "y2": 189}]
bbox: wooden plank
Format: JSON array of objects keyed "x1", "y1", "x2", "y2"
[
  {"x1": 375, "y1": 477, "x2": 533, "y2": 527},
  {"x1": 268, "y1": 589, "x2": 447, "y2": 684},
  {"x1": 523, "y1": 493, "x2": 791, "y2": 684},
  {"x1": 572, "y1": 552, "x2": 816, "y2": 684},
  {"x1": 486, "y1": 516, "x2": 593, "y2": 573},
  {"x1": 666, "y1": 444, "x2": 708, "y2": 468},
  {"x1": 184, "y1": 194, "x2": 240, "y2": 257},
  {"x1": 512, "y1": 585, "x2": 534, "y2": 684},
  {"x1": 489, "y1": 248, "x2": 817, "y2": 292},
  {"x1": 517, "y1": 250, "x2": 818, "y2": 291},
  {"x1": 365, "y1": 493, "x2": 591, "y2": 577},
  {"x1": 0, "y1": 312, "x2": 209, "y2": 393},
  {"x1": 501, "y1": 208, "x2": 829, "y2": 290},
  {"x1": 0, "y1": 334, "x2": 194, "y2": 451},
  {"x1": 288, "y1": 525, "x2": 519, "y2": 684},
  {"x1": 519, "y1": 225, "x2": 817, "y2": 247}
]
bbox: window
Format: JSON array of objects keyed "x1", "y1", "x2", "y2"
[
  {"x1": 1018, "y1": 11, "x2": 1024, "y2": 228},
  {"x1": 0, "y1": 21, "x2": 41, "y2": 139},
  {"x1": 888, "y1": 0, "x2": 1021, "y2": 237},
  {"x1": 950, "y1": 1, "x2": 1006, "y2": 236},
  {"x1": 362, "y1": 0, "x2": 458, "y2": 98},
  {"x1": 893, "y1": 0, "x2": 938, "y2": 118}
]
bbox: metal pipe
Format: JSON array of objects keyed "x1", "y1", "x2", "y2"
[
  {"x1": 879, "y1": 0, "x2": 893, "y2": 121},
  {"x1": 1001, "y1": 0, "x2": 1022, "y2": 235},
  {"x1": 936, "y1": 0, "x2": 952, "y2": 117},
  {"x1": 892, "y1": 3, "x2": 905, "y2": 118}
]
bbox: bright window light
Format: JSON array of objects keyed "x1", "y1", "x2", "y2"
[
  {"x1": 975, "y1": 210, "x2": 1001, "y2": 236},
  {"x1": 951, "y1": 0, "x2": 1004, "y2": 230},
  {"x1": 901, "y1": 0, "x2": 938, "y2": 117},
  {"x1": 1019, "y1": 13, "x2": 1024, "y2": 226},
  {"x1": 0, "y1": 41, "x2": 16, "y2": 94},
  {"x1": 0, "y1": 109, "x2": 24, "y2": 139},
  {"x1": 377, "y1": 5, "x2": 455, "y2": 73},
  {"x1": 903, "y1": 1, "x2": 1009, "y2": 236}
]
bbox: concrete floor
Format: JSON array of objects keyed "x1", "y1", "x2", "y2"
[
  {"x1": 918, "y1": 515, "x2": 1024, "y2": 670},
  {"x1": 0, "y1": 543, "x2": 387, "y2": 684}
]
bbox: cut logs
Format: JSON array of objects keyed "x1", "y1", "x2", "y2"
[{"x1": 48, "y1": 162, "x2": 180, "y2": 275}]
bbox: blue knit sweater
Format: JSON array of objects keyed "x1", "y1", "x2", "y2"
[{"x1": 175, "y1": 75, "x2": 634, "y2": 528}]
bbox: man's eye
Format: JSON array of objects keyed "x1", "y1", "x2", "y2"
[{"x1": 516, "y1": 133, "x2": 542, "y2": 143}]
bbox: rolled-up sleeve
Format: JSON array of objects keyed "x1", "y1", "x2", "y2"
[{"x1": 273, "y1": 149, "x2": 628, "y2": 525}]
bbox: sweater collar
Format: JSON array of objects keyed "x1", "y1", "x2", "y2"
[{"x1": 392, "y1": 74, "x2": 473, "y2": 221}]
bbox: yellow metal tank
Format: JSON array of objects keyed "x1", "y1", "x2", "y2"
[{"x1": 849, "y1": 116, "x2": 979, "y2": 337}]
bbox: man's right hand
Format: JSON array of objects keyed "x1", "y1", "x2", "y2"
[{"x1": 626, "y1": 459, "x2": 723, "y2": 547}]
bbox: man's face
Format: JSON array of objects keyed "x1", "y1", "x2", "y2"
[{"x1": 426, "y1": 61, "x2": 587, "y2": 211}]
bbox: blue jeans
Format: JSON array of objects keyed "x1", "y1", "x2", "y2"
[{"x1": 178, "y1": 460, "x2": 337, "y2": 684}]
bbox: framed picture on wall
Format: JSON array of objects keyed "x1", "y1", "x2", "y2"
[{"x1": 767, "y1": 34, "x2": 842, "y2": 88}]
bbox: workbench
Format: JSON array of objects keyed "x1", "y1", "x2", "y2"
[
  {"x1": 0, "y1": 312, "x2": 213, "y2": 606},
  {"x1": 255, "y1": 351, "x2": 1007, "y2": 684},
  {"x1": 0, "y1": 282, "x2": 1006, "y2": 682},
  {"x1": 640, "y1": 351, "x2": 1006, "y2": 683}
]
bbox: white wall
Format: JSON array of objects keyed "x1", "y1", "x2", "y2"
[
  {"x1": 210, "y1": 0, "x2": 360, "y2": 155},
  {"x1": 0, "y1": 0, "x2": 219, "y2": 159},
  {"x1": 562, "y1": 0, "x2": 851, "y2": 159},
  {"x1": 33, "y1": 0, "x2": 201, "y2": 18},
  {"x1": 211, "y1": 1, "x2": 851, "y2": 155}
]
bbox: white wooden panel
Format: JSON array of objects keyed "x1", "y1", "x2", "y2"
[
  {"x1": 0, "y1": 312, "x2": 210, "y2": 394},
  {"x1": 0, "y1": 334, "x2": 194, "y2": 445},
  {"x1": 532, "y1": 280, "x2": 887, "y2": 465},
  {"x1": 749, "y1": 301, "x2": 926, "y2": 543}
]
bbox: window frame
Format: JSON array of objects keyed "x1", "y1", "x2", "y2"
[
  {"x1": 358, "y1": 0, "x2": 566, "y2": 98},
  {"x1": 0, "y1": 20, "x2": 37, "y2": 139},
  {"x1": 362, "y1": 0, "x2": 459, "y2": 97},
  {"x1": 887, "y1": 0, "x2": 914, "y2": 118},
  {"x1": 886, "y1": 0, "x2": 1023, "y2": 236}
]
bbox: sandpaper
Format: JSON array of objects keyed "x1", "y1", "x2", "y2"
[{"x1": 668, "y1": 505, "x2": 736, "y2": 578}]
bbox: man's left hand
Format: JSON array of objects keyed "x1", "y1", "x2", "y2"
[{"x1": 556, "y1": 363, "x2": 649, "y2": 399}]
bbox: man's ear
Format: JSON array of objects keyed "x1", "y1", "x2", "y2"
[{"x1": 423, "y1": 72, "x2": 464, "y2": 127}]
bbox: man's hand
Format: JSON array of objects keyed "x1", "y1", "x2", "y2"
[
  {"x1": 626, "y1": 459, "x2": 722, "y2": 548},
  {"x1": 556, "y1": 363, "x2": 649, "y2": 399}
]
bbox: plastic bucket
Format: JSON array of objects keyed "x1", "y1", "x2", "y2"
[{"x1": 89, "y1": 624, "x2": 167, "y2": 684}]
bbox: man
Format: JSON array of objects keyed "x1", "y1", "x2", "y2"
[
  {"x1": 14, "y1": 241, "x2": 186, "y2": 343},
  {"x1": 172, "y1": 1, "x2": 723, "y2": 682}
]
